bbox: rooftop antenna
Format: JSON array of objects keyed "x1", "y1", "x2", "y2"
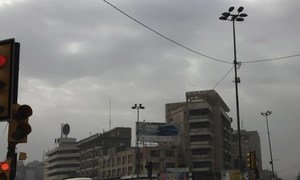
[
  {"x1": 109, "y1": 99, "x2": 112, "y2": 130},
  {"x1": 241, "y1": 118, "x2": 244, "y2": 129}
]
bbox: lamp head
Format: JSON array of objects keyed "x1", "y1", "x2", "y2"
[
  {"x1": 228, "y1": 7, "x2": 234, "y2": 12},
  {"x1": 238, "y1": 7, "x2": 244, "y2": 13}
]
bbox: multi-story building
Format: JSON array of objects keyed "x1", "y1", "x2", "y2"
[
  {"x1": 16, "y1": 160, "x2": 44, "y2": 180},
  {"x1": 165, "y1": 90, "x2": 233, "y2": 179},
  {"x1": 16, "y1": 161, "x2": 26, "y2": 180},
  {"x1": 99, "y1": 145, "x2": 178, "y2": 179},
  {"x1": 44, "y1": 137, "x2": 80, "y2": 180},
  {"x1": 26, "y1": 161, "x2": 44, "y2": 180},
  {"x1": 76, "y1": 127, "x2": 131, "y2": 179},
  {"x1": 232, "y1": 130, "x2": 263, "y2": 173}
]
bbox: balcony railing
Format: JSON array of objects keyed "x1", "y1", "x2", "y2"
[
  {"x1": 191, "y1": 154, "x2": 213, "y2": 161},
  {"x1": 189, "y1": 128, "x2": 213, "y2": 136}
]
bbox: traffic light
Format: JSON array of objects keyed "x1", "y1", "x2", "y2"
[
  {"x1": 246, "y1": 152, "x2": 253, "y2": 169},
  {"x1": 8, "y1": 104, "x2": 32, "y2": 143},
  {"x1": 0, "y1": 159, "x2": 11, "y2": 180},
  {"x1": 0, "y1": 39, "x2": 15, "y2": 121}
]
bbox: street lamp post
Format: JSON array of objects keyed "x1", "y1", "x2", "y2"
[
  {"x1": 261, "y1": 111, "x2": 275, "y2": 178},
  {"x1": 219, "y1": 6, "x2": 248, "y2": 172},
  {"x1": 132, "y1": 103, "x2": 145, "y2": 179}
]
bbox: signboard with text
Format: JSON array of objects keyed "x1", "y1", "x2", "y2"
[{"x1": 137, "y1": 122, "x2": 180, "y2": 143}]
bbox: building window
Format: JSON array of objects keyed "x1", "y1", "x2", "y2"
[
  {"x1": 189, "y1": 109, "x2": 210, "y2": 116},
  {"x1": 165, "y1": 162, "x2": 175, "y2": 168},
  {"x1": 165, "y1": 150, "x2": 174, "y2": 157},
  {"x1": 150, "y1": 150, "x2": 160, "y2": 157},
  {"x1": 122, "y1": 156, "x2": 127, "y2": 164},
  {"x1": 128, "y1": 166, "x2": 133, "y2": 175},
  {"x1": 153, "y1": 162, "x2": 160, "y2": 170},
  {"x1": 128, "y1": 155, "x2": 132, "y2": 163},
  {"x1": 193, "y1": 161, "x2": 212, "y2": 168}
]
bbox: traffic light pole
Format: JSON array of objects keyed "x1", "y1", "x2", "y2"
[
  {"x1": 6, "y1": 42, "x2": 20, "y2": 180},
  {"x1": 6, "y1": 143, "x2": 17, "y2": 180}
]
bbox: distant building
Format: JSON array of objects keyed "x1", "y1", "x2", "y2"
[
  {"x1": 16, "y1": 160, "x2": 44, "y2": 180},
  {"x1": 44, "y1": 124, "x2": 80, "y2": 180},
  {"x1": 76, "y1": 127, "x2": 131, "y2": 179},
  {"x1": 16, "y1": 161, "x2": 26, "y2": 180},
  {"x1": 26, "y1": 161, "x2": 44, "y2": 180},
  {"x1": 165, "y1": 90, "x2": 233, "y2": 179},
  {"x1": 232, "y1": 130, "x2": 263, "y2": 173}
]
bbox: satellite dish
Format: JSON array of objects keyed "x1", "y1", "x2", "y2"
[{"x1": 62, "y1": 124, "x2": 70, "y2": 136}]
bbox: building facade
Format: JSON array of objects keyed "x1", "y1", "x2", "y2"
[
  {"x1": 100, "y1": 145, "x2": 178, "y2": 179},
  {"x1": 44, "y1": 137, "x2": 80, "y2": 180},
  {"x1": 232, "y1": 130, "x2": 263, "y2": 174},
  {"x1": 165, "y1": 90, "x2": 233, "y2": 179},
  {"x1": 76, "y1": 127, "x2": 131, "y2": 179},
  {"x1": 16, "y1": 160, "x2": 44, "y2": 180}
]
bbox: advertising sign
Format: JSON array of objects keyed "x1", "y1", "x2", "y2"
[{"x1": 137, "y1": 122, "x2": 180, "y2": 142}]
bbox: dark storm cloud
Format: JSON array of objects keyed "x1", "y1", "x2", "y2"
[{"x1": 0, "y1": 0, "x2": 300, "y2": 179}]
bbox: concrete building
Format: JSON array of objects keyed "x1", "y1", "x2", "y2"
[
  {"x1": 76, "y1": 126, "x2": 178, "y2": 180},
  {"x1": 26, "y1": 161, "x2": 44, "y2": 180},
  {"x1": 100, "y1": 145, "x2": 178, "y2": 179},
  {"x1": 232, "y1": 130, "x2": 263, "y2": 173},
  {"x1": 16, "y1": 161, "x2": 26, "y2": 180},
  {"x1": 44, "y1": 131, "x2": 80, "y2": 180},
  {"x1": 76, "y1": 127, "x2": 131, "y2": 179},
  {"x1": 165, "y1": 90, "x2": 233, "y2": 179},
  {"x1": 16, "y1": 160, "x2": 44, "y2": 180}
]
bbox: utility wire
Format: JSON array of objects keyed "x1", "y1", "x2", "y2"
[
  {"x1": 243, "y1": 53, "x2": 300, "y2": 64},
  {"x1": 212, "y1": 65, "x2": 234, "y2": 89},
  {"x1": 102, "y1": 0, "x2": 232, "y2": 64},
  {"x1": 103, "y1": 0, "x2": 300, "y2": 65}
]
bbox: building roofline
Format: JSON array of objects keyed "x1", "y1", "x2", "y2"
[{"x1": 76, "y1": 127, "x2": 131, "y2": 146}]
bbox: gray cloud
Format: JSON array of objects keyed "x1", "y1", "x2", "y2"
[{"x1": 0, "y1": 0, "x2": 300, "y2": 179}]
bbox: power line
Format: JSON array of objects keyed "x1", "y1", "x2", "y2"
[
  {"x1": 243, "y1": 53, "x2": 300, "y2": 64},
  {"x1": 103, "y1": 0, "x2": 300, "y2": 65},
  {"x1": 212, "y1": 65, "x2": 234, "y2": 89},
  {"x1": 102, "y1": 0, "x2": 232, "y2": 64}
]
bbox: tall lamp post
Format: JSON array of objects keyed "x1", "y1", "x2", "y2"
[
  {"x1": 132, "y1": 103, "x2": 145, "y2": 179},
  {"x1": 219, "y1": 6, "x2": 248, "y2": 172},
  {"x1": 261, "y1": 111, "x2": 275, "y2": 178}
]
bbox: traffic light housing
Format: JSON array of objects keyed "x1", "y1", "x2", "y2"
[
  {"x1": 246, "y1": 151, "x2": 257, "y2": 170},
  {"x1": 8, "y1": 104, "x2": 32, "y2": 143},
  {"x1": 0, "y1": 39, "x2": 15, "y2": 121},
  {"x1": 246, "y1": 152, "x2": 253, "y2": 169},
  {"x1": 0, "y1": 159, "x2": 11, "y2": 180}
]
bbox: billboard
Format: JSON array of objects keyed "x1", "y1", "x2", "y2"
[{"x1": 137, "y1": 122, "x2": 180, "y2": 142}]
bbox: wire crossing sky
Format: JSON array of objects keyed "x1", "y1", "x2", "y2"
[{"x1": 1, "y1": 0, "x2": 300, "y2": 179}]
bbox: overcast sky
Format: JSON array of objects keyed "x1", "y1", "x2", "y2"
[{"x1": 0, "y1": 0, "x2": 300, "y2": 179}]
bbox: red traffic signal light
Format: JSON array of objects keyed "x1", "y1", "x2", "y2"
[
  {"x1": 0, "y1": 162, "x2": 9, "y2": 171},
  {"x1": 0, "y1": 38, "x2": 15, "y2": 121},
  {"x1": 8, "y1": 104, "x2": 33, "y2": 143},
  {"x1": 0, "y1": 160, "x2": 11, "y2": 180}
]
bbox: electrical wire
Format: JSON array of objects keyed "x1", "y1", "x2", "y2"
[
  {"x1": 102, "y1": 0, "x2": 300, "y2": 65},
  {"x1": 212, "y1": 65, "x2": 234, "y2": 89},
  {"x1": 102, "y1": 0, "x2": 232, "y2": 64},
  {"x1": 243, "y1": 53, "x2": 300, "y2": 64}
]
